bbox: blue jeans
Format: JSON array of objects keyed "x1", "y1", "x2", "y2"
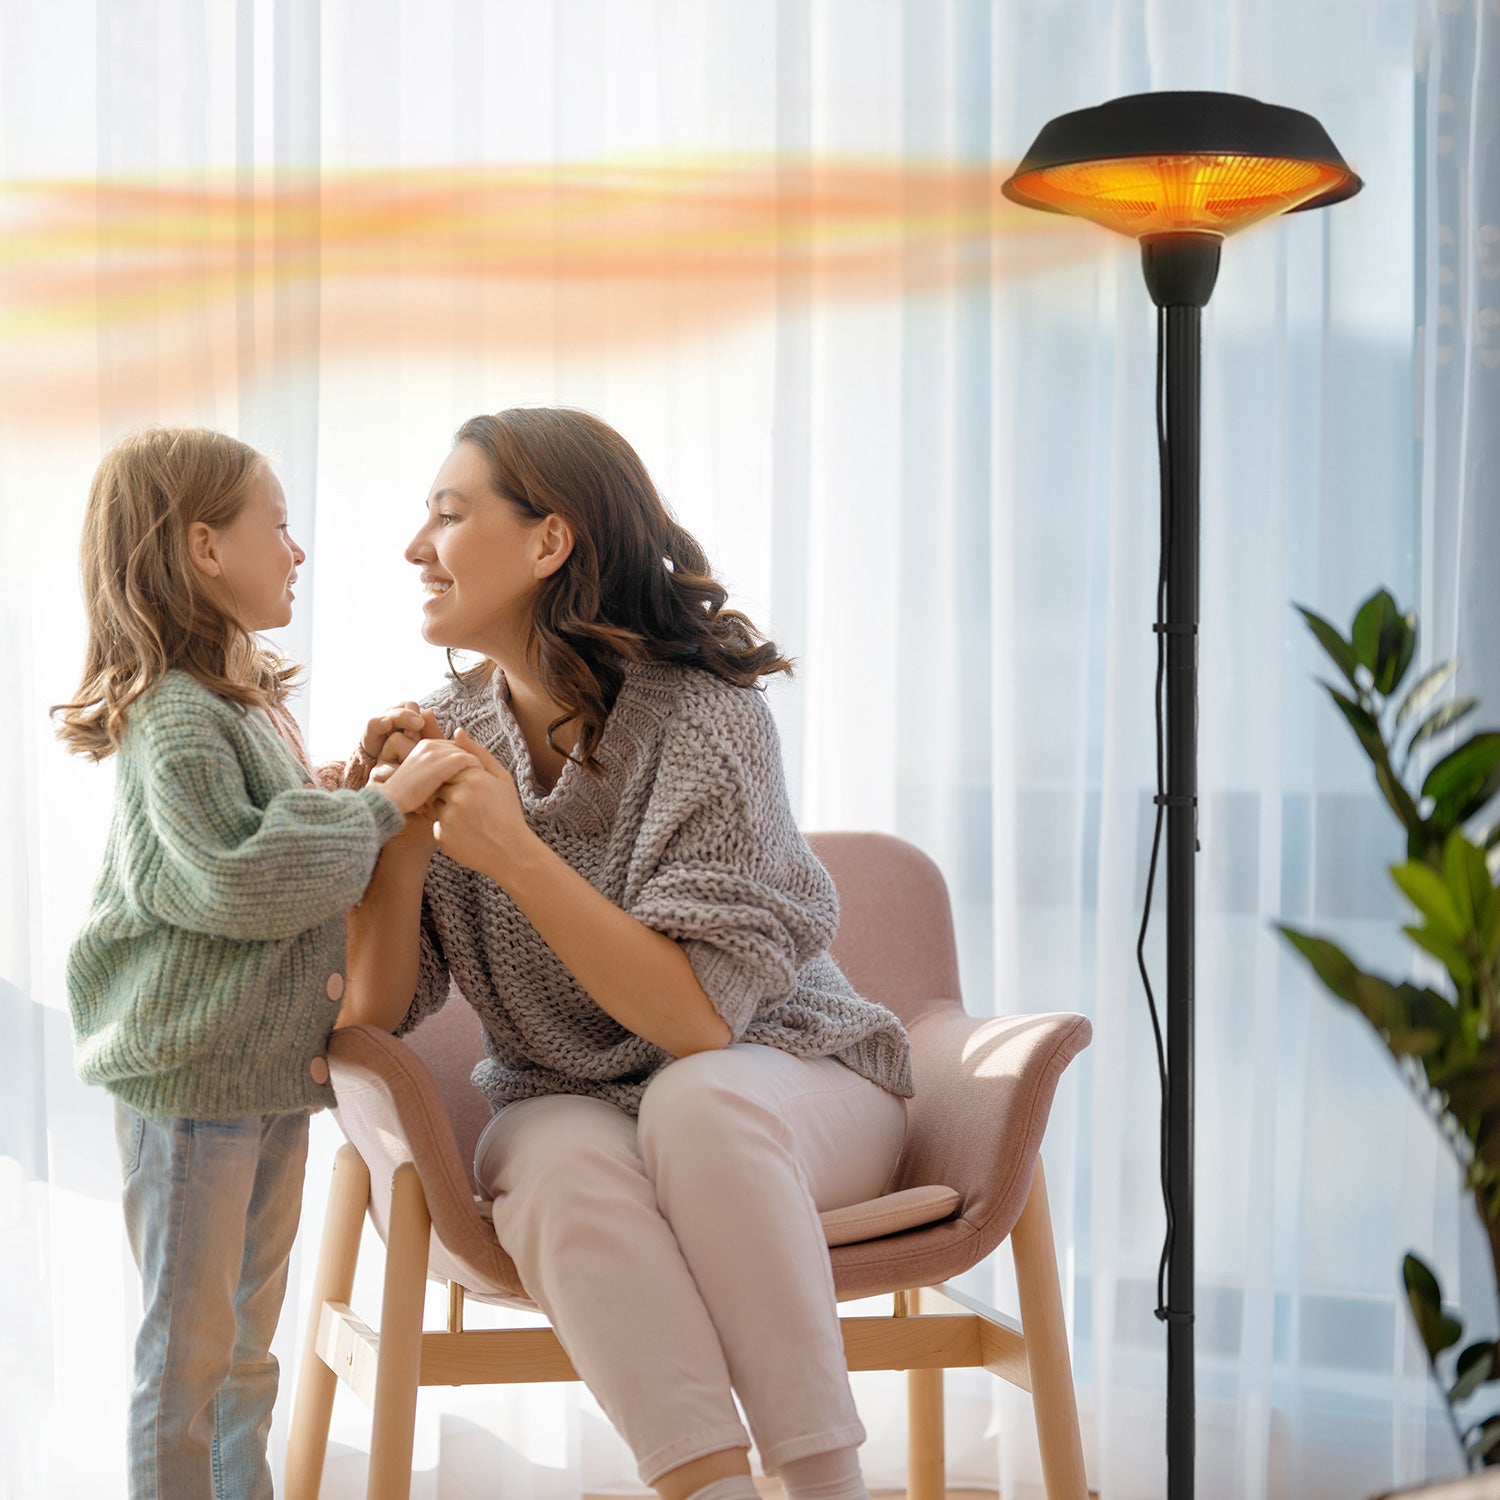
[{"x1": 115, "y1": 1103, "x2": 309, "y2": 1500}]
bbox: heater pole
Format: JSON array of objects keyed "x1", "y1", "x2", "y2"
[
  {"x1": 1142, "y1": 231, "x2": 1216, "y2": 1500},
  {"x1": 1163, "y1": 301, "x2": 1200, "y2": 1500}
]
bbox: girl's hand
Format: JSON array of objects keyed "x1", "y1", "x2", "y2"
[
  {"x1": 373, "y1": 705, "x2": 443, "y2": 767},
  {"x1": 376, "y1": 738, "x2": 479, "y2": 816},
  {"x1": 345, "y1": 702, "x2": 441, "y2": 788},
  {"x1": 429, "y1": 727, "x2": 534, "y2": 883}
]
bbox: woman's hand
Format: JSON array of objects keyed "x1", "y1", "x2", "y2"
[
  {"x1": 428, "y1": 727, "x2": 536, "y2": 884},
  {"x1": 375, "y1": 737, "x2": 479, "y2": 817}
]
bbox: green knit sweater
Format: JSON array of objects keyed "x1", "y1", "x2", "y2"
[{"x1": 67, "y1": 669, "x2": 407, "y2": 1120}]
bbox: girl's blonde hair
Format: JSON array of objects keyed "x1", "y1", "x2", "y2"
[{"x1": 53, "y1": 428, "x2": 300, "y2": 760}]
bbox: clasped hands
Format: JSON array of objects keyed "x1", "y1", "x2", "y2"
[{"x1": 356, "y1": 703, "x2": 530, "y2": 881}]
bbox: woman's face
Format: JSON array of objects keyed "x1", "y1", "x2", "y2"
[{"x1": 405, "y1": 442, "x2": 567, "y2": 659}]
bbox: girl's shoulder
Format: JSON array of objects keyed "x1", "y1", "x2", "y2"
[
  {"x1": 122, "y1": 671, "x2": 300, "y2": 780},
  {"x1": 125, "y1": 669, "x2": 241, "y2": 743}
]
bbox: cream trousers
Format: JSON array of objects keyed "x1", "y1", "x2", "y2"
[{"x1": 474, "y1": 1043, "x2": 908, "y2": 1485}]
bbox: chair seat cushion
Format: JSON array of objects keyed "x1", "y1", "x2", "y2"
[
  {"x1": 476, "y1": 1183, "x2": 961, "y2": 1248},
  {"x1": 818, "y1": 1184, "x2": 961, "y2": 1246}
]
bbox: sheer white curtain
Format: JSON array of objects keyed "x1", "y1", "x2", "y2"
[
  {"x1": 1404, "y1": 0, "x2": 1500, "y2": 1491},
  {"x1": 0, "y1": 2, "x2": 1487, "y2": 1498}
]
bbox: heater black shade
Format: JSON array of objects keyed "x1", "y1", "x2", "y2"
[{"x1": 1001, "y1": 90, "x2": 1362, "y2": 239}]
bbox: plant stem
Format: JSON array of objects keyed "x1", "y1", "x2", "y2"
[{"x1": 1435, "y1": 1368, "x2": 1477, "y2": 1474}]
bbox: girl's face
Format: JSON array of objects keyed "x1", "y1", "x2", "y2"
[
  {"x1": 405, "y1": 442, "x2": 570, "y2": 660},
  {"x1": 205, "y1": 468, "x2": 305, "y2": 632}
]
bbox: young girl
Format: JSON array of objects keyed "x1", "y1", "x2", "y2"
[
  {"x1": 341, "y1": 408, "x2": 913, "y2": 1500},
  {"x1": 53, "y1": 428, "x2": 477, "y2": 1500}
]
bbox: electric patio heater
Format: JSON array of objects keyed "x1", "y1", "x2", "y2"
[{"x1": 1001, "y1": 92, "x2": 1361, "y2": 1499}]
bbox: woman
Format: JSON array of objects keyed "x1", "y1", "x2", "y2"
[{"x1": 339, "y1": 407, "x2": 913, "y2": 1500}]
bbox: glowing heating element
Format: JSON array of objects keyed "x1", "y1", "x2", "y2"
[{"x1": 1005, "y1": 153, "x2": 1355, "y2": 239}]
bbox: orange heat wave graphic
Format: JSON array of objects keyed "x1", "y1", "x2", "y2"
[{"x1": 0, "y1": 157, "x2": 1084, "y2": 424}]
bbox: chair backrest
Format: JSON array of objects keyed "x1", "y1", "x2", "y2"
[
  {"x1": 806, "y1": 830, "x2": 964, "y2": 1030},
  {"x1": 403, "y1": 829, "x2": 965, "y2": 1184}
]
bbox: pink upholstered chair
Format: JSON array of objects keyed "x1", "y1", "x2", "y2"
[{"x1": 285, "y1": 831, "x2": 1091, "y2": 1500}]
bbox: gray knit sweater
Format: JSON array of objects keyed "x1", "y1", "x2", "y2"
[{"x1": 400, "y1": 661, "x2": 913, "y2": 1114}]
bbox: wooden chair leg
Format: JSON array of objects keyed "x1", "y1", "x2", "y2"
[
  {"x1": 286, "y1": 1142, "x2": 372, "y2": 1500},
  {"x1": 1012, "y1": 1160, "x2": 1087, "y2": 1500},
  {"x1": 366, "y1": 1162, "x2": 432, "y2": 1500},
  {"x1": 905, "y1": 1287, "x2": 946, "y2": 1500}
]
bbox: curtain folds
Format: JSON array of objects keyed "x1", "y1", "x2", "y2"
[{"x1": 1, "y1": 2, "x2": 1492, "y2": 1497}]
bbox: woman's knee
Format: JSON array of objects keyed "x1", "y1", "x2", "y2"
[{"x1": 478, "y1": 1096, "x2": 649, "y2": 1219}]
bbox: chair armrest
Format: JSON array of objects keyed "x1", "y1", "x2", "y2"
[
  {"x1": 819, "y1": 1184, "x2": 962, "y2": 1246},
  {"x1": 328, "y1": 1024, "x2": 525, "y2": 1299},
  {"x1": 893, "y1": 1009, "x2": 1091, "y2": 1250}
]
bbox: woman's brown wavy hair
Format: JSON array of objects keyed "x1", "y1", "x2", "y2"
[
  {"x1": 53, "y1": 428, "x2": 300, "y2": 761},
  {"x1": 450, "y1": 407, "x2": 792, "y2": 766}
]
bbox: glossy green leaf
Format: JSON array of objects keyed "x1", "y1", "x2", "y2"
[
  {"x1": 1410, "y1": 699, "x2": 1480, "y2": 755},
  {"x1": 1392, "y1": 860, "x2": 1467, "y2": 941},
  {"x1": 1405, "y1": 1251, "x2": 1443, "y2": 1305},
  {"x1": 1396, "y1": 620, "x2": 1418, "y2": 693},
  {"x1": 1396, "y1": 661, "x2": 1458, "y2": 731},
  {"x1": 1327, "y1": 685, "x2": 1387, "y2": 763},
  {"x1": 1389, "y1": 1028, "x2": 1445, "y2": 1057},
  {"x1": 1448, "y1": 768, "x2": 1500, "y2": 831},
  {"x1": 1471, "y1": 1414, "x2": 1500, "y2": 1461},
  {"x1": 1295, "y1": 604, "x2": 1361, "y2": 690},
  {"x1": 1430, "y1": 1045, "x2": 1482, "y2": 1091},
  {"x1": 1445, "y1": 831, "x2": 1492, "y2": 930},
  {"x1": 1452, "y1": 1341, "x2": 1496, "y2": 1402},
  {"x1": 1424, "y1": 734, "x2": 1500, "y2": 811},
  {"x1": 1401, "y1": 983, "x2": 1464, "y2": 1043},
  {"x1": 1277, "y1": 926, "x2": 1362, "y2": 1007},
  {"x1": 1444, "y1": 1068, "x2": 1500, "y2": 1120},
  {"x1": 1376, "y1": 609, "x2": 1418, "y2": 696},
  {"x1": 1376, "y1": 758, "x2": 1422, "y2": 832},
  {"x1": 1361, "y1": 973, "x2": 1425, "y2": 1036},
  {"x1": 1403, "y1": 924, "x2": 1475, "y2": 986},
  {"x1": 1352, "y1": 590, "x2": 1400, "y2": 675},
  {"x1": 1481, "y1": 891, "x2": 1500, "y2": 963},
  {"x1": 1411, "y1": 821, "x2": 1442, "y2": 864},
  {"x1": 1476, "y1": 1415, "x2": 1500, "y2": 1459},
  {"x1": 1405, "y1": 1253, "x2": 1464, "y2": 1358},
  {"x1": 1280, "y1": 930, "x2": 1433, "y2": 1044}
]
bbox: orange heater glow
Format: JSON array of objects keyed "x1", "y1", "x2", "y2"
[{"x1": 1005, "y1": 151, "x2": 1355, "y2": 239}]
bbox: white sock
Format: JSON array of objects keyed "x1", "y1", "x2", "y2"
[
  {"x1": 775, "y1": 1446, "x2": 868, "y2": 1500},
  {"x1": 685, "y1": 1478, "x2": 760, "y2": 1500}
]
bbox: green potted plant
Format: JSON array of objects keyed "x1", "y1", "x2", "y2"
[{"x1": 1278, "y1": 588, "x2": 1500, "y2": 1474}]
